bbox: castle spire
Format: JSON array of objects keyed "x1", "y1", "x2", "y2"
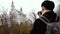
[
  {"x1": 11, "y1": 1, "x2": 15, "y2": 10},
  {"x1": 20, "y1": 7, "x2": 22, "y2": 11},
  {"x1": 20, "y1": 7, "x2": 23, "y2": 14}
]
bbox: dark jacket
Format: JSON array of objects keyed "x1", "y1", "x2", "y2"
[{"x1": 30, "y1": 11, "x2": 57, "y2": 34}]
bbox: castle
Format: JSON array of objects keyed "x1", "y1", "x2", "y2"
[
  {"x1": 10, "y1": 1, "x2": 26, "y2": 24},
  {"x1": 0, "y1": 1, "x2": 32, "y2": 26}
]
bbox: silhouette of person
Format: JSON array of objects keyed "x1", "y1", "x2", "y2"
[{"x1": 30, "y1": 1, "x2": 59, "y2": 34}]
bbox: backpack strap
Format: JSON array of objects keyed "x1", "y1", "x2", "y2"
[
  {"x1": 55, "y1": 15, "x2": 58, "y2": 21},
  {"x1": 39, "y1": 15, "x2": 60, "y2": 25},
  {"x1": 39, "y1": 16, "x2": 51, "y2": 25},
  {"x1": 41, "y1": 16, "x2": 50, "y2": 22},
  {"x1": 55, "y1": 15, "x2": 60, "y2": 22}
]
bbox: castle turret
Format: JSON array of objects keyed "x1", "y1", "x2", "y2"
[{"x1": 11, "y1": 1, "x2": 15, "y2": 10}]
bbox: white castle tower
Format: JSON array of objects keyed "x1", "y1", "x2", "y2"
[{"x1": 10, "y1": 1, "x2": 26, "y2": 25}]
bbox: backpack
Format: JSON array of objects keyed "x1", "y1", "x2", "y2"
[{"x1": 39, "y1": 15, "x2": 60, "y2": 34}]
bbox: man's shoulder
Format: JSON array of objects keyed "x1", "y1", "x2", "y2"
[
  {"x1": 35, "y1": 18, "x2": 43, "y2": 22},
  {"x1": 36, "y1": 18, "x2": 41, "y2": 20}
]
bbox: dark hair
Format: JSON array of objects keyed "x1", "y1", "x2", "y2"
[
  {"x1": 38, "y1": 11, "x2": 42, "y2": 15},
  {"x1": 41, "y1": 1, "x2": 55, "y2": 10}
]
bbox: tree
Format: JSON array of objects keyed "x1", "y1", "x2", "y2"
[
  {"x1": 0, "y1": 9, "x2": 9, "y2": 27},
  {"x1": 29, "y1": 11, "x2": 36, "y2": 23}
]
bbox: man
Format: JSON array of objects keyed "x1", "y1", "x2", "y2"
[{"x1": 30, "y1": 1, "x2": 58, "y2": 34}]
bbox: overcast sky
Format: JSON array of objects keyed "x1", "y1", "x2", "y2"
[
  {"x1": 0, "y1": 0, "x2": 60, "y2": 16},
  {"x1": 0, "y1": 0, "x2": 44, "y2": 14}
]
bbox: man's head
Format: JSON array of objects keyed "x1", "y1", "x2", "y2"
[{"x1": 41, "y1": 1, "x2": 55, "y2": 11}]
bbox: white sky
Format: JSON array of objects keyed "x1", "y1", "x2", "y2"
[
  {"x1": 0, "y1": 0, "x2": 60, "y2": 16},
  {"x1": 0, "y1": 0, "x2": 44, "y2": 14}
]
